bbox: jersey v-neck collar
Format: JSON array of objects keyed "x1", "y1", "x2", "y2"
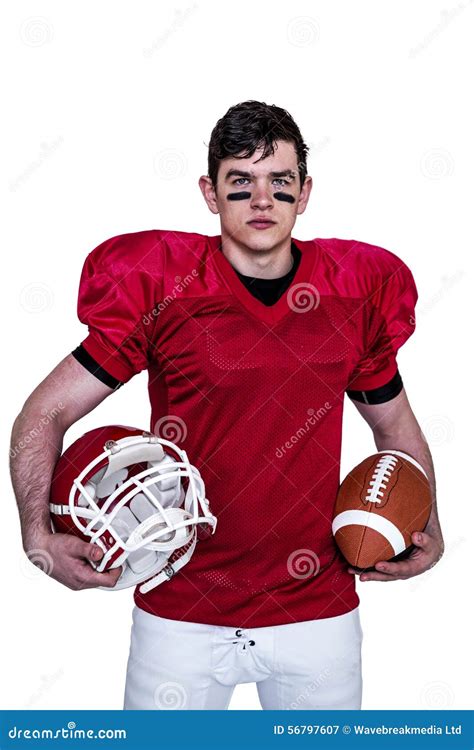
[
  {"x1": 209, "y1": 234, "x2": 318, "y2": 325},
  {"x1": 235, "y1": 242, "x2": 300, "y2": 284}
]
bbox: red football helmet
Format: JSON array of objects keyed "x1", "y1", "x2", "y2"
[{"x1": 49, "y1": 425, "x2": 216, "y2": 592}]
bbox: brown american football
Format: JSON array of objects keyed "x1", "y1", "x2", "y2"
[{"x1": 332, "y1": 450, "x2": 432, "y2": 571}]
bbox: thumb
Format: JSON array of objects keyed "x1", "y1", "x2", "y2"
[
  {"x1": 85, "y1": 544, "x2": 104, "y2": 563},
  {"x1": 100, "y1": 566, "x2": 123, "y2": 588},
  {"x1": 412, "y1": 531, "x2": 427, "y2": 547}
]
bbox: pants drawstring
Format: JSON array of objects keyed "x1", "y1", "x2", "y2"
[{"x1": 232, "y1": 628, "x2": 256, "y2": 654}]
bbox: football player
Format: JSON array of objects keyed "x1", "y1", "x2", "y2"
[{"x1": 10, "y1": 100, "x2": 444, "y2": 710}]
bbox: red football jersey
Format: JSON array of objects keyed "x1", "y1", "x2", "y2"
[{"x1": 77, "y1": 230, "x2": 417, "y2": 626}]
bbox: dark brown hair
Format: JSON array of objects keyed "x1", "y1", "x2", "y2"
[{"x1": 207, "y1": 100, "x2": 309, "y2": 190}]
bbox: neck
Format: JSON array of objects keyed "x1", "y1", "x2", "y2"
[{"x1": 219, "y1": 234, "x2": 293, "y2": 279}]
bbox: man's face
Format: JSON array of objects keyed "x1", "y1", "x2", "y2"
[{"x1": 199, "y1": 139, "x2": 312, "y2": 252}]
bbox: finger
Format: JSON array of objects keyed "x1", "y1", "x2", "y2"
[
  {"x1": 348, "y1": 565, "x2": 395, "y2": 577},
  {"x1": 84, "y1": 544, "x2": 105, "y2": 564},
  {"x1": 97, "y1": 566, "x2": 123, "y2": 588},
  {"x1": 359, "y1": 571, "x2": 405, "y2": 582},
  {"x1": 67, "y1": 537, "x2": 104, "y2": 563},
  {"x1": 375, "y1": 558, "x2": 425, "y2": 577},
  {"x1": 77, "y1": 565, "x2": 123, "y2": 590}
]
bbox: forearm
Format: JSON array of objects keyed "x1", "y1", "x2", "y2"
[
  {"x1": 373, "y1": 427, "x2": 442, "y2": 538},
  {"x1": 10, "y1": 407, "x2": 65, "y2": 551}
]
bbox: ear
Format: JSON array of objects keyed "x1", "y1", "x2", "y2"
[
  {"x1": 199, "y1": 175, "x2": 219, "y2": 215},
  {"x1": 296, "y1": 175, "x2": 313, "y2": 215}
]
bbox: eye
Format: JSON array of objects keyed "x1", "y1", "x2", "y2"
[
  {"x1": 232, "y1": 178, "x2": 250, "y2": 186},
  {"x1": 273, "y1": 178, "x2": 291, "y2": 187}
]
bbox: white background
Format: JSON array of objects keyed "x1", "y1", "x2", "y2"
[{"x1": 1, "y1": 0, "x2": 472, "y2": 711}]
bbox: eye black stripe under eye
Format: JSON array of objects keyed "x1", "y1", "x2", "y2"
[
  {"x1": 274, "y1": 193, "x2": 295, "y2": 203},
  {"x1": 226, "y1": 192, "x2": 252, "y2": 201}
]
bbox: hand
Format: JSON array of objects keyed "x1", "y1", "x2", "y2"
[
  {"x1": 24, "y1": 532, "x2": 123, "y2": 591},
  {"x1": 347, "y1": 529, "x2": 444, "y2": 582}
]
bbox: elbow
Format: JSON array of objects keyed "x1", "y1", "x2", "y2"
[{"x1": 373, "y1": 425, "x2": 426, "y2": 453}]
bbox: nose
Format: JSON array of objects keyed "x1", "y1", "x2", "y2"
[{"x1": 250, "y1": 181, "x2": 274, "y2": 209}]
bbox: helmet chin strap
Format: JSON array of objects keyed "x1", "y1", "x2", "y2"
[{"x1": 138, "y1": 533, "x2": 198, "y2": 593}]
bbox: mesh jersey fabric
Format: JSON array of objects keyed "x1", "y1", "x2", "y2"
[{"x1": 76, "y1": 229, "x2": 418, "y2": 626}]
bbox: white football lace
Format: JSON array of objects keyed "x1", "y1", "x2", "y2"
[{"x1": 365, "y1": 453, "x2": 398, "y2": 504}]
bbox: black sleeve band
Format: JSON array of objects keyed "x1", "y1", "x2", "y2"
[
  {"x1": 346, "y1": 369, "x2": 403, "y2": 404},
  {"x1": 71, "y1": 345, "x2": 123, "y2": 391}
]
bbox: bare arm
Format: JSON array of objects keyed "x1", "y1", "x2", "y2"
[
  {"x1": 10, "y1": 354, "x2": 122, "y2": 589},
  {"x1": 348, "y1": 387, "x2": 444, "y2": 581}
]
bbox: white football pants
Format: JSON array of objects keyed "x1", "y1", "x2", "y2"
[{"x1": 123, "y1": 606, "x2": 363, "y2": 710}]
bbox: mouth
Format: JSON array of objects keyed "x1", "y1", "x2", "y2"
[{"x1": 247, "y1": 219, "x2": 276, "y2": 230}]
